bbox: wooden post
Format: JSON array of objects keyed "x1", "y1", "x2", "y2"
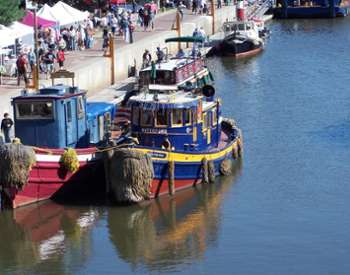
[
  {"x1": 168, "y1": 160, "x2": 175, "y2": 195},
  {"x1": 176, "y1": 11, "x2": 181, "y2": 50},
  {"x1": 32, "y1": 64, "x2": 38, "y2": 89},
  {"x1": 211, "y1": 0, "x2": 216, "y2": 35},
  {"x1": 167, "y1": 141, "x2": 175, "y2": 196},
  {"x1": 109, "y1": 34, "x2": 115, "y2": 85}
]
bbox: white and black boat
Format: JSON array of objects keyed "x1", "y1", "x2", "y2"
[{"x1": 207, "y1": 20, "x2": 265, "y2": 58}]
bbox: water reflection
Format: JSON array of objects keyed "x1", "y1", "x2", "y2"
[
  {"x1": 0, "y1": 202, "x2": 99, "y2": 274},
  {"x1": 108, "y1": 161, "x2": 242, "y2": 272}
]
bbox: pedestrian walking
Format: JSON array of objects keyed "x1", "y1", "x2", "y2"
[
  {"x1": 132, "y1": 0, "x2": 137, "y2": 13},
  {"x1": 111, "y1": 14, "x2": 118, "y2": 36},
  {"x1": 177, "y1": 1, "x2": 186, "y2": 19},
  {"x1": 57, "y1": 48, "x2": 65, "y2": 69},
  {"x1": 143, "y1": 7, "x2": 150, "y2": 31},
  {"x1": 102, "y1": 28, "x2": 109, "y2": 55},
  {"x1": 16, "y1": 53, "x2": 28, "y2": 86},
  {"x1": 156, "y1": 47, "x2": 165, "y2": 63},
  {"x1": 217, "y1": 0, "x2": 222, "y2": 8},
  {"x1": 192, "y1": 0, "x2": 198, "y2": 14},
  {"x1": 27, "y1": 48, "x2": 36, "y2": 74},
  {"x1": 138, "y1": 7, "x2": 145, "y2": 27},
  {"x1": 142, "y1": 49, "x2": 152, "y2": 68},
  {"x1": 1, "y1": 113, "x2": 13, "y2": 143}
]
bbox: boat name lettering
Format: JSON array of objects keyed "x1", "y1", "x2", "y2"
[
  {"x1": 149, "y1": 152, "x2": 167, "y2": 158},
  {"x1": 142, "y1": 128, "x2": 168, "y2": 134}
]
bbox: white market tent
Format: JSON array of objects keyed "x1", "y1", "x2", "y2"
[
  {"x1": 0, "y1": 25, "x2": 16, "y2": 48},
  {"x1": 37, "y1": 4, "x2": 60, "y2": 23},
  {"x1": 0, "y1": 23, "x2": 33, "y2": 49},
  {"x1": 50, "y1": 3, "x2": 77, "y2": 26},
  {"x1": 9, "y1": 22, "x2": 34, "y2": 47},
  {"x1": 51, "y1": 1, "x2": 89, "y2": 26},
  {"x1": 8, "y1": 22, "x2": 34, "y2": 40}
]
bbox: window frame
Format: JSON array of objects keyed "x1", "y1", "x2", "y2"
[
  {"x1": 132, "y1": 107, "x2": 140, "y2": 125},
  {"x1": 171, "y1": 109, "x2": 183, "y2": 127},
  {"x1": 184, "y1": 109, "x2": 192, "y2": 126},
  {"x1": 77, "y1": 96, "x2": 85, "y2": 119},
  {"x1": 202, "y1": 112, "x2": 207, "y2": 131},
  {"x1": 155, "y1": 109, "x2": 169, "y2": 128},
  {"x1": 66, "y1": 101, "x2": 72, "y2": 123},
  {"x1": 140, "y1": 109, "x2": 154, "y2": 127},
  {"x1": 15, "y1": 100, "x2": 55, "y2": 120},
  {"x1": 212, "y1": 107, "x2": 217, "y2": 126}
]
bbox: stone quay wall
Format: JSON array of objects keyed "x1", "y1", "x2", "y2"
[{"x1": 62, "y1": 6, "x2": 236, "y2": 94}]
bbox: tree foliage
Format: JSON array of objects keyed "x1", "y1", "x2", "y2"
[{"x1": 0, "y1": 0, "x2": 25, "y2": 26}]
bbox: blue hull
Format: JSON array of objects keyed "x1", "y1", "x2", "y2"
[{"x1": 274, "y1": 6, "x2": 350, "y2": 18}]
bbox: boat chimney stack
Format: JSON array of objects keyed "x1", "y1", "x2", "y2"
[{"x1": 237, "y1": 0, "x2": 246, "y2": 21}]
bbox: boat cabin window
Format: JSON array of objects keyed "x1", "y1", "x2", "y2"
[
  {"x1": 203, "y1": 112, "x2": 207, "y2": 129},
  {"x1": 155, "y1": 109, "x2": 168, "y2": 127},
  {"x1": 231, "y1": 24, "x2": 247, "y2": 32},
  {"x1": 132, "y1": 107, "x2": 140, "y2": 125},
  {"x1": 212, "y1": 107, "x2": 217, "y2": 126},
  {"x1": 203, "y1": 111, "x2": 211, "y2": 130},
  {"x1": 141, "y1": 110, "x2": 154, "y2": 126},
  {"x1": 16, "y1": 101, "x2": 54, "y2": 120},
  {"x1": 171, "y1": 109, "x2": 183, "y2": 127},
  {"x1": 98, "y1": 115, "x2": 104, "y2": 140},
  {"x1": 184, "y1": 109, "x2": 192, "y2": 126},
  {"x1": 77, "y1": 96, "x2": 85, "y2": 119},
  {"x1": 104, "y1": 112, "x2": 111, "y2": 132},
  {"x1": 139, "y1": 70, "x2": 176, "y2": 85},
  {"x1": 66, "y1": 101, "x2": 72, "y2": 122}
]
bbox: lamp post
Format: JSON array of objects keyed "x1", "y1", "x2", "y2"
[
  {"x1": 24, "y1": 0, "x2": 39, "y2": 90},
  {"x1": 176, "y1": 11, "x2": 182, "y2": 50},
  {"x1": 33, "y1": 7, "x2": 39, "y2": 90},
  {"x1": 211, "y1": 0, "x2": 216, "y2": 35},
  {"x1": 109, "y1": 34, "x2": 115, "y2": 85}
]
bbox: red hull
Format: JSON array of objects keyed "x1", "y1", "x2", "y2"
[
  {"x1": 150, "y1": 178, "x2": 200, "y2": 198},
  {"x1": 1, "y1": 147, "x2": 99, "y2": 209},
  {"x1": 234, "y1": 46, "x2": 263, "y2": 58}
]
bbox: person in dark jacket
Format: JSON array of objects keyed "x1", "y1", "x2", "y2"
[{"x1": 1, "y1": 113, "x2": 13, "y2": 143}]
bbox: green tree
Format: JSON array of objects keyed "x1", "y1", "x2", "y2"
[{"x1": 0, "y1": 0, "x2": 25, "y2": 26}]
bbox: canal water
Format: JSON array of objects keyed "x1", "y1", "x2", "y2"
[{"x1": 1, "y1": 18, "x2": 350, "y2": 274}]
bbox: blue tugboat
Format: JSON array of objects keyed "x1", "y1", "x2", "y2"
[
  {"x1": 3, "y1": 70, "x2": 120, "y2": 209},
  {"x1": 126, "y1": 60, "x2": 243, "y2": 197},
  {"x1": 274, "y1": 0, "x2": 350, "y2": 18},
  {"x1": 106, "y1": 37, "x2": 243, "y2": 199}
]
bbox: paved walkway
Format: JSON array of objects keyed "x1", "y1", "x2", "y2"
[{"x1": 0, "y1": 5, "x2": 234, "y2": 115}]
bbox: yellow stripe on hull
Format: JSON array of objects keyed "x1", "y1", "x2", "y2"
[{"x1": 133, "y1": 138, "x2": 241, "y2": 163}]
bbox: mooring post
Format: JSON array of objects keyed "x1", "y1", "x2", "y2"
[
  {"x1": 109, "y1": 34, "x2": 115, "y2": 85},
  {"x1": 166, "y1": 141, "x2": 175, "y2": 196},
  {"x1": 211, "y1": 0, "x2": 216, "y2": 35},
  {"x1": 168, "y1": 158, "x2": 175, "y2": 196}
]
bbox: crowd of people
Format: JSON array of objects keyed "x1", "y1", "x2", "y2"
[
  {"x1": 13, "y1": 17, "x2": 96, "y2": 86},
  {"x1": 2, "y1": 0, "x2": 230, "y2": 87}
]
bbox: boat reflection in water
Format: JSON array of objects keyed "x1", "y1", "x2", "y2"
[
  {"x1": 0, "y1": 202, "x2": 99, "y2": 273},
  {"x1": 108, "y1": 160, "x2": 242, "y2": 272}
]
